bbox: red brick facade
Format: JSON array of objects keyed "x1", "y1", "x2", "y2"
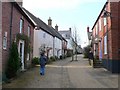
[
  {"x1": 92, "y1": 1, "x2": 120, "y2": 73},
  {"x1": 2, "y1": 2, "x2": 35, "y2": 72}
]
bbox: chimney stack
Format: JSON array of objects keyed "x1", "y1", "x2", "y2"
[
  {"x1": 48, "y1": 17, "x2": 52, "y2": 27},
  {"x1": 87, "y1": 26, "x2": 89, "y2": 32},
  {"x1": 55, "y1": 24, "x2": 58, "y2": 31},
  {"x1": 16, "y1": 0, "x2": 23, "y2": 6},
  {"x1": 69, "y1": 28, "x2": 71, "y2": 32}
]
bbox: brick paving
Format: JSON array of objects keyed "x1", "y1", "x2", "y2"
[{"x1": 2, "y1": 55, "x2": 119, "y2": 88}]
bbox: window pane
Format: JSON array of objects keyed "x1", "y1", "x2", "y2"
[
  {"x1": 3, "y1": 36, "x2": 7, "y2": 49},
  {"x1": 99, "y1": 19, "x2": 101, "y2": 31},
  {"x1": 20, "y1": 19, "x2": 23, "y2": 33},
  {"x1": 104, "y1": 35, "x2": 107, "y2": 54},
  {"x1": 104, "y1": 18, "x2": 106, "y2": 26},
  {"x1": 28, "y1": 26, "x2": 30, "y2": 37}
]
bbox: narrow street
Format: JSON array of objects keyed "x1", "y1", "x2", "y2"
[{"x1": 2, "y1": 55, "x2": 118, "y2": 88}]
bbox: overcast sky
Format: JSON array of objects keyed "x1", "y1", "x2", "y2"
[{"x1": 23, "y1": 0, "x2": 107, "y2": 48}]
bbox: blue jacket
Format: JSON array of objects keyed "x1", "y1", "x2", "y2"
[{"x1": 39, "y1": 55, "x2": 47, "y2": 66}]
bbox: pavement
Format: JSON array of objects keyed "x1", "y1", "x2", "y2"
[{"x1": 2, "y1": 54, "x2": 119, "y2": 88}]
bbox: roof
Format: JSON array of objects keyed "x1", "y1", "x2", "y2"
[
  {"x1": 22, "y1": 8, "x2": 54, "y2": 36},
  {"x1": 12, "y1": 2, "x2": 35, "y2": 27},
  {"x1": 23, "y1": 8, "x2": 64, "y2": 40},
  {"x1": 91, "y1": 2, "x2": 108, "y2": 30},
  {"x1": 59, "y1": 30, "x2": 71, "y2": 39}
]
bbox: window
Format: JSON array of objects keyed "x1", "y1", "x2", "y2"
[
  {"x1": 104, "y1": 35, "x2": 107, "y2": 54},
  {"x1": 3, "y1": 32, "x2": 7, "y2": 50},
  {"x1": 96, "y1": 24, "x2": 98, "y2": 35},
  {"x1": 20, "y1": 19, "x2": 24, "y2": 33},
  {"x1": 99, "y1": 19, "x2": 101, "y2": 31},
  {"x1": 27, "y1": 53, "x2": 30, "y2": 61},
  {"x1": 28, "y1": 26, "x2": 31, "y2": 37},
  {"x1": 66, "y1": 34, "x2": 68, "y2": 38},
  {"x1": 104, "y1": 18, "x2": 107, "y2": 26},
  {"x1": 43, "y1": 33, "x2": 46, "y2": 38}
]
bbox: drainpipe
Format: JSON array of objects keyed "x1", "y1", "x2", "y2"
[
  {"x1": 106, "y1": 16, "x2": 109, "y2": 70},
  {"x1": 53, "y1": 37, "x2": 55, "y2": 56},
  {"x1": 9, "y1": 3, "x2": 13, "y2": 48}
]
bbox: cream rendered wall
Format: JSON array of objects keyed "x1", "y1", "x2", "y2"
[
  {"x1": 54, "y1": 37, "x2": 62, "y2": 58},
  {"x1": 33, "y1": 29, "x2": 53, "y2": 58}
]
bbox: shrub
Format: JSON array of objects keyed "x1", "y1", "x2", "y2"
[
  {"x1": 32, "y1": 57, "x2": 39, "y2": 65},
  {"x1": 50, "y1": 56, "x2": 56, "y2": 61},
  {"x1": 83, "y1": 45, "x2": 91, "y2": 58},
  {"x1": 67, "y1": 51, "x2": 72, "y2": 57},
  {"x1": 60, "y1": 55, "x2": 63, "y2": 59},
  {"x1": 54, "y1": 56, "x2": 58, "y2": 60},
  {"x1": 5, "y1": 42, "x2": 21, "y2": 79}
]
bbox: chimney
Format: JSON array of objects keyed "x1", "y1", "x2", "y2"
[
  {"x1": 16, "y1": 0, "x2": 23, "y2": 6},
  {"x1": 69, "y1": 28, "x2": 71, "y2": 32},
  {"x1": 55, "y1": 24, "x2": 58, "y2": 31},
  {"x1": 48, "y1": 17, "x2": 52, "y2": 27},
  {"x1": 87, "y1": 26, "x2": 89, "y2": 32}
]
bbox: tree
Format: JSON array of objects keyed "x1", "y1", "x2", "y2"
[
  {"x1": 5, "y1": 41, "x2": 21, "y2": 79},
  {"x1": 83, "y1": 45, "x2": 91, "y2": 58}
]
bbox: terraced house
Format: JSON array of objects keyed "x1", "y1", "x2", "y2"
[
  {"x1": 91, "y1": 1, "x2": 120, "y2": 73},
  {"x1": 2, "y1": 2, "x2": 35, "y2": 75},
  {"x1": 23, "y1": 8, "x2": 67, "y2": 59}
]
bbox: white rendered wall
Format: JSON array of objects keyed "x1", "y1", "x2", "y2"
[{"x1": 33, "y1": 29, "x2": 53, "y2": 58}]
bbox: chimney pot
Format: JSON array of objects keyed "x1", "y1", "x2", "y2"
[
  {"x1": 55, "y1": 24, "x2": 58, "y2": 31},
  {"x1": 48, "y1": 17, "x2": 52, "y2": 27},
  {"x1": 87, "y1": 27, "x2": 89, "y2": 32}
]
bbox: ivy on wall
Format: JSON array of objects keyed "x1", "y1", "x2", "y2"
[{"x1": 16, "y1": 33, "x2": 32, "y2": 64}]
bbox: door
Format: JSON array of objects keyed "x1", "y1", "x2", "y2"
[
  {"x1": 18, "y1": 40, "x2": 25, "y2": 70},
  {"x1": 99, "y1": 41, "x2": 102, "y2": 61}
]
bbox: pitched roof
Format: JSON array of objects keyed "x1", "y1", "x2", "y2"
[
  {"x1": 22, "y1": 8, "x2": 64, "y2": 40},
  {"x1": 59, "y1": 30, "x2": 71, "y2": 39},
  {"x1": 22, "y1": 8, "x2": 54, "y2": 36},
  {"x1": 12, "y1": 2, "x2": 35, "y2": 27},
  {"x1": 92, "y1": 2, "x2": 108, "y2": 30}
]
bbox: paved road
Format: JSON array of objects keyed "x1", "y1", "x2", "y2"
[{"x1": 2, "y1": 55, "x2": 118, "y2": 88}]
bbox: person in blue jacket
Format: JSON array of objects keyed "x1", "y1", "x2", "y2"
[
  {"x1": 39, "y1": 51, "x2": 47, "y2": 75},
  {"x1": 88, "y1": 50, "x2": 94, "y2": 65}
]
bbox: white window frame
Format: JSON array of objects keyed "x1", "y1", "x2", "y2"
[
  {"x1": 99, "y1": 19, "x2": 101, "y2": 31},
  {"x1": 27, "y1": 53, "x2": 30, "y2": 61},
  {"x1": 104, "y1": 35, "x2": 107, "y2": 54},
  {"x1": 104, "y1": 18, "x2": 107, "y2": 26},
  {"x1": 28, "y1": 26, "x2": 30, "y2": 37},
  {"x1": 96, "y1": 24, "x2": 98, "y2": 35},
  {"x1": 43, "y1": 33, "x2": 46, "y2": 38},
  {"x1": 20, "y1": 19, "x2": 23, "y2": 33},
  {"x1": 3, "y1": 32, "x2": 7, "y2": 50}
]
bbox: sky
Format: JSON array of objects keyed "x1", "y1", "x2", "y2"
[{"x1": 23, "y1": 0, "x2": 107, "y2": 48}]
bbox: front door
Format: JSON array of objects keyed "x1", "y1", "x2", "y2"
[{"x1": 18, "y1": 40, "x2": 25, "y2": 70}]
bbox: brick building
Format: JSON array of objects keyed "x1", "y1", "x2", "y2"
[
  {"x1": 91, "y1": 1, "x2": 120, "y2": 73},
  {"x1": 2, "y1": 2, "x2": 35, "y2": 74}
]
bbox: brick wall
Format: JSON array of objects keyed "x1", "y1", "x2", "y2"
[
  {"x1": 110, "y1": 2, "x2": 119, "y2": 60},
  {"x1": 2, "y1": 2, "x2": 12, "y2": 72},
  {"x1": 118, "y1": 2, "x2": 120, "y2": 60},
  {"x1": 2, "y1": 2, "x2": 34, "y2": 72},
  {"x1": 0, "y1": 1, "x2": 2, "y2": 73}
]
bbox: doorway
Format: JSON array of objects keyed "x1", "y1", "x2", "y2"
[{"x1": 18, "y1": 40, "x2": 25, "y2": 70}]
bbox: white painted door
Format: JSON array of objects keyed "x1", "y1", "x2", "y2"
[{"x1": 18, "y1": 40, "x2": 25, "y2": 70}]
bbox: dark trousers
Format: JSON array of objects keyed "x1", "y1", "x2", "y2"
[{"x1": 40, "y1": 65, "x2": 45, "y2": 75}]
